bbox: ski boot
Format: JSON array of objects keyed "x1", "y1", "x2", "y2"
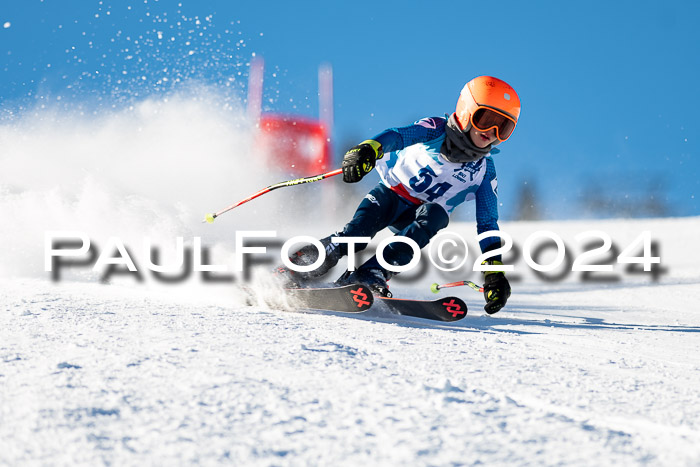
[
  {"x1": 336, "y1": 266, "x2": 393, "y2": 298},
  {"x1": 274, "y1": 235, "x2": 343, "y2": 288}
]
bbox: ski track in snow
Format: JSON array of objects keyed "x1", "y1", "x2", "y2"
[
  {"x1": 2, "y1": 213, "x2": 700, "y2": 466},
  {"x1": 2, "y1": 271, "x2": 700, "y2": 466},
  {"x1": 1, "y1": 69, "x2": 699, "y2": 465}
]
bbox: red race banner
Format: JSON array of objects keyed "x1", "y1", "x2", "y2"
[{"x1": 258, "y1": 114, "x2": 331, "y2": 175}]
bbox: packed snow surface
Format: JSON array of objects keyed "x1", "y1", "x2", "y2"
[
  {"x1": 2, "y1": 216, "x2": 700, "y2": 466},
  {"x1": 2, "y1": 96, "x2": 699, "y2": 465}
]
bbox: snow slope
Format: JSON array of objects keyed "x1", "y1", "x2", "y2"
[
  {"x1": 2, "y1": 94, "x2": 699, "y2": 465},
  {"x1": 2, "y1": 215, "x2": 700, "y2": 466}
]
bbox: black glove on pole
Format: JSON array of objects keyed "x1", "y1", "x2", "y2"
[
  {"x1": 341, "y1": 139, "x2": 383, "y2": 183},
  {"x1": 482, "y1": 260, "x2": 511, "y2": 314}
]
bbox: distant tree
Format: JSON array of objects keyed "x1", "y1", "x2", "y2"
[
  {"x1": 580, "y1": 174, "x2": 673, "y2": 218},
  {"x1": 514, "y1": 180, "x2": 542, "y2": 221}
]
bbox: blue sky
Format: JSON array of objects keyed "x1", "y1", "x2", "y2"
[{"x1": 1, "y1": 0, "x2": 698, "y2": 219}]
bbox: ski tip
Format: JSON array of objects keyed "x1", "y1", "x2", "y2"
[
  {"x1": 283, "y1": 283, "x2": 374, "y2": 313},
  {"x1": 347, "y1": 284, "x2": 374, "y2": 311},
  {"x1": 430, "y1": 283, "x2": 440, "y2": 294},
  {"x1": 439, "y1": 297, "x2": 468, "y2": 321}
]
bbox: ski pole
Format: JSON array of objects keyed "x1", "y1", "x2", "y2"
[
  {"x1": 203, "y1": 168, "x2": 343, "y2": 223},
  {"x1": 430, "y1": 280, "x2": 484, "y2": 294}
]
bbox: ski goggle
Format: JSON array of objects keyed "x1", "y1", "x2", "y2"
[{"x1": 470, "y1": 106, "x2": 517, "y2": 142}]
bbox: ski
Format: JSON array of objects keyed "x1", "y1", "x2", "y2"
[
  {"x1": 376, "y1": 296, "x2": 468, "y2": 322},
  {"x1": 249, "y1": 283, "x2": 374, "y2": 313},
  {"x1": 285, "y1": 283, "x2": 374, "y2": 312},
  {"x1": 247, "y1": 283, "x2": 466, "y2": 322}
]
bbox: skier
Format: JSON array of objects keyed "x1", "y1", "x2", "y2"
[{"x1": 278, "y1": 76, "x2": 520, "y2": 314}]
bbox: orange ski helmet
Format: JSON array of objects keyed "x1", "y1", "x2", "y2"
[{"x1": 455, "y1": 76, "x2": 521, "y2": 142}]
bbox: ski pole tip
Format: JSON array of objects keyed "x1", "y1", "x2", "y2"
[
  {"x1": 204, "y1": 213, "x2": 216, "y2": 224},
  {"x1": 430, "y1": 283, "x2": 440, "y2": 294}
]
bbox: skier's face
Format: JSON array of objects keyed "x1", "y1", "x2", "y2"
[{"x1": 468, "y1": 126, "x2": 498, "y2": 148}]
